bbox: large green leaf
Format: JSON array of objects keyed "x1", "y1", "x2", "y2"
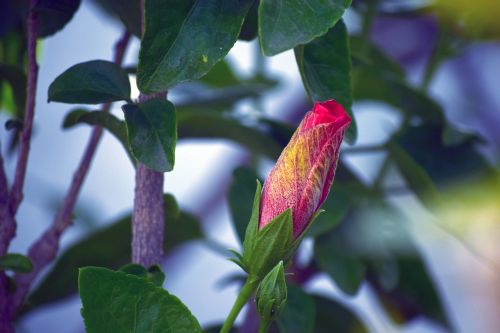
[
  {"x1": 79, "y1": 267, "x2": 202, "y2": 333},
  {"x1": 295, "y1": 20, "x2": 357, "y2": 143},
  {"x1": 48, "y1": 60, "x2": 131, "y2": 104},
  {"x1": 228, "y1": 167, "x2": 260, "y2": 243},
  {"x1": 258, "y1": 0, "x2": 352, "y2": 56},
  {"x1": 35, "y1": 0, "x2": 81, "y2": 38},
  {"x1": 313, "y1": 295, "x2": 368, "y2": 333},
  {"x1": 25, "y1": 195, "x2": 202, "y2": 312},
  {"x1": 137, "y1": 0, "x2": 253, "y2": 93},
  {"x1": 123, "y1": 99, "x2": 177, "y2": 172},
  {"x1": 277, "y1": 285, "x2": 315, "y2": 333}
]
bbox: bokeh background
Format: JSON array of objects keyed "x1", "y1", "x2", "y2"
[{"x1": 1, "y1": 0, "x2": 499, "y2": 332}]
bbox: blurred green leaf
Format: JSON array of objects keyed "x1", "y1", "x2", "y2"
[
  {"x1": 137, "y1": 0, "x2": 253, "y2": 93},
  {"x1": 369, "y1": 255, "x2": 450, "y2": 328},
  {"x1": 239, "y1": 0, "x2": 258, "y2": 41},
  {"x1": 101, "y1": 0, "x2": 141, "y2": 36},
  {"x1": 199, "y1": 60, "x2": 239, "y2": 88},
  {"x1": 79, "y1": 267, "x2": 202, "y2": 333},
  {"x1": 352, "y1": 66, "x2": 444, "y2": 124},
  {"x1": 0, "y1": 64, "x2": 26, "y2": 116},
  {"x1": 277, "y1": 285, "x2": 315, "y2": 333},
  {"x1": 390, "y1": 144, "x2": 441, "y2": 209},
  {"x1": 350, "y1": 36, "x2": 404, "y2": 77},
  {"x1": 307, "y1": 182, "x2": 361, "y2": 237},
  {"x1": 35, "y1": 0, "x2": 81, "y2": 38},
  {"x1": 48, "y1": 60, "x2": 131, "y2": 104},
  {"x1": 26, "y1": 194, "x2": 201, "y2": 312},
  {"x1": 0, "y1": 253, "x2": 33, "y2": 273},
  {"x1": 123, "y1": 99, "x2": 177, "y2": 172},
  {"x1": 313, "y1": 295, "x2": 368, "y2": 333},
  {"x1": 314, "y1": 214, "x2": 367, "y2": 295},
  {"x1": 396, "y1": 124, "x2": 492, "y2": 187},
  {"x1": 62, "y1": 108, "x2": 133, "y2": 164},
  {"x1": 228, "y1": 167, "x2": 260, "y2": 243},
  {"x1": 295, "y1": 20, "x2": 357, "y2": 143},
  {"x1": 177, "y1": 110, "x2": 283, "y2": 160},
  {"x1": 258, "y1": 0, "x2": 352, "y2": 56}
]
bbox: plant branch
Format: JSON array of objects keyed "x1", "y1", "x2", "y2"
[
  {"x1": 220, "y1": 276, "x2": 260, "y2": 333},
  {"x1": 131, "y1": 161, "x2": 165, "y2": 266},
  {"x1": 9, "y1": 31, "x2": 131, "y2": 317},
  {"x1": 131, "y1": 0, "x2": 167, "y2": 267},
  {"x1": 9, "y1": 4, "x2": 39, "y2": 217},
  {"x1": 0, "y1": 142, "x2": 11, "y2": 254}
]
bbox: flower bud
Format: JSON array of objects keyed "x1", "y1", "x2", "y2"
[
  {"x1": 259, "y1": 100, "x2": 351, "y2": 237},
  {"x1": 255, "y1": 261, "x2": 287, "y2": 321}
]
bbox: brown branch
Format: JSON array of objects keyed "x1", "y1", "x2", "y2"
[
  {"x1": 9, "y1": 31, "x2": 131, "y2": 317},
  {"x1": 132, "y1": 163, "x2": 165, "y2": 266},
  {"x1": 131, "y1": 0, "x2": 166, "y2": 267}
]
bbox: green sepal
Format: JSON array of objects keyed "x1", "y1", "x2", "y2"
[
  {"x1": 241, "y1": 180, "x2": 263, "y2": 263},
  {"x1": 241, "y1": 183, "x2": 295, "y2": 278}
]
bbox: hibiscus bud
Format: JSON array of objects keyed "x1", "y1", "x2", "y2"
[
  {"x1": 259, "y1": 100, "x2": 351, "y2": 238},
  {"x1": 255, "y1": 261, "x2": 287, "y2": 324}
]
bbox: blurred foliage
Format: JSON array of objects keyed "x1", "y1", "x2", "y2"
[{"x1": 24, "y1": 194, "x2": 202, "y2": 313}]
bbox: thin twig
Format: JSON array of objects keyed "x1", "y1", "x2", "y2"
[
  {"x1": 9, "y1": 4, "x2": 38, "y2": 216},
  {"x1": 9, "y1": 31, "x2": 131, "y2": 317},
  {"x1": 0, "y1": 142, "x2": 11, "y2": 254}
]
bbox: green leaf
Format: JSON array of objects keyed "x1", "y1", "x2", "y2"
[
  {"x1": 48, "y1": 60, "x2": 131, "y2": 104},
  {"x1": 258, "y1": 0, "x2": 352, "y2": 56},
  {"x1": 137, "y1": 0, "x2": 253, "y2": 93},
  {"x1": 313, "y1": 295, "x2": 368, "y2": 333},
  {"x1": 35, "y1": 0, "x2": 81, "y2": 38},
  {"x1": 101, "y1": 0, "x2": 141, "y2": 37},
  {"x1": 277, "y1": 285, "x2": 315, "y2": 333},
  {"x1": 228, "y1": 167, "x2": 260, "y2": 243},
  {"x1": 79, "y1": 267, "x2": 202, "y2": 333},
  {"x1": 314, "y1": 216, "x2": 366, "y2": 295},
  {"x1": 62, "y1": 108, "x2": 133, "y2": 164},
  {"x1": 26, "y1": 195, "x2": 201, "y2": 313},
  {"x1": 256, "y1": 261, "x2": 287, "y2": 322},
  {"x1": 0, "y1": 253, "x2": 33, "y2": 273},
  {"x1": 295, "y1": 20, "x2": 357, "y2": 143},
  {"x1": 123, "y1": 99, "x2": 177, "y2": 172},
  {"x1": 177, "y1": 110, "x2": 283, "y2": 160}
]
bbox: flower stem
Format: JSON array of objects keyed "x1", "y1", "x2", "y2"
[
  {"x1": 220, "y1": 276, "x2": 260, "y2": 333},
  {"x1": 258, "y1": 319, "x2": 271, "y2": 333}
]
